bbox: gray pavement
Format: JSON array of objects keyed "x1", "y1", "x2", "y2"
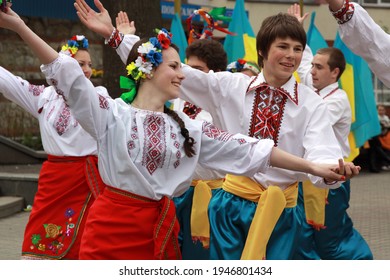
[{"x1": 0, "y1": 169, "x2": 389, "y2": 260}]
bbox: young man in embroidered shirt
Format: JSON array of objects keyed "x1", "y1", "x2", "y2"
[{"x1": 295, "y1": 46, "x2": 373, "y2": 259}]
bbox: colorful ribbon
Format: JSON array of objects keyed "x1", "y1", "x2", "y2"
[{"x1": 120, "y1": 76, "x2": 137, "y2": 104}]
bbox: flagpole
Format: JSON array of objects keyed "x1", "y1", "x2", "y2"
[
  {"x1": 299, "y1": 0, "x2": 304, "y2": 16},
  {"x1": 174, "y1": 0, "x2": 181, "y2": 18}
]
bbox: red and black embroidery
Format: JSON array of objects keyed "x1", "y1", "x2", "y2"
[
  {"x1": 127, "y1": 116, "x2": 138, "y2": 156},
  {"x1": 331, "y1": 0, "x2": 354, "y2": 25},
  {"x1": 202, "y1": 122, "x2": 248, "y2": 144},
  {"x1": 28, "y1": 84, "x2": 45, "y2": 96},
  {"x1": 54, "y1": 104, "x2": 72, "y2": 136},
  {"x1": 202, "y1": 122, "x2": 233, "y2": 142},
  {"x1": 170, "y1": 126, "x2": 181, "y2": 168},
  {"x1": 142, "y1": 114, "x2": 166, "y2": 175},
  {"x1": 248, "y1": 83, "x2": 290, "y2": 146},
  {"x1": 106, "y1": 28, "x2": 124, "y2": 49},
  {"x1": 98, "y1": 94, "x2": 109, "y2": 110},
  {"x1": 183, "y1": 101, "x2": 202, "y2": 119}
]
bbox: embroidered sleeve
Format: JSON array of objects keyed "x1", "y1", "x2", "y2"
[
  {"x1": 0, "y1": 66, "x2": 44, "y2": 117},
  {"x1": 41, "y1": 54, "x2": 111, "y2": 140},
  {"x1": 198, "y1": 121, "x2": 273, "y2": 177},
  {"x1": 105, "y1": 28, "x2": 125, "y2": 49},
  {"x1": 330, "y1": 0, "x2": 355, "y2": 25}
]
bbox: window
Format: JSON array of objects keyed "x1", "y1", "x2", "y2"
[
  {"x1": 360, "y1": 0, "x2": 390, "y2": 6},
  {"x1": 245, "y1": 0, "x2": 319, "y2": 3},
  {"x1": 373, "y1": 75, "x2": 390, "y2": 105}
]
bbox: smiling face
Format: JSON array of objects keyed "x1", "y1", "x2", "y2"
[
  {"x1": 151, "y1": 47, "x2": 185, "y2": 101},
  {"x1": 74, "y1": 49, "x2": 92, "y2": 79},
  {"x1": 261, "y1": 37, "x2": 303, "y2": 87}
]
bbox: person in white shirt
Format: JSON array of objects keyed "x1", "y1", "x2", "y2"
[
  {"x1": 172, "y1": 38, "x2": 228, "y2": 260},
  {"x1": 324, "y1": 0, "x2": 390, "y2": 88},
  {"x1": 295, "y1": 46, "x2": 373, "y2": 259},
  {"x1": 0, "y1": 8, "x2": 107, "y2": 259},
  {"x1": 1, "y1": 1, "x2": 360, "y2": 259},
  {"x1": 78, "y1": 1, "x2": 362, "y2": 259}
]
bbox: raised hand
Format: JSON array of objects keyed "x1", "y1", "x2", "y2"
[
  {"x1": 287, "y1": 3, "x2": 308, "y2": 25},
  {"x1": 74, "y1": 0, "x2": 114, "y2": 39},
  {"x1": 0, "y1": 3, "x2": 23, "y2": 32},
  {"x1": 116, "y1": 11, "x2": 136, "y2": 35}
]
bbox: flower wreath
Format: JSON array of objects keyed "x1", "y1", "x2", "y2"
[
  {"x1": 227, "y1": 59, "x2": 260, "y2": 75},
  {"x1": 186, "y1": 9, "x2": 235, "y2": 45},
  {"x1": 120, "y1": 28, "x2": 172, "y2": 104},
  {"x1": 60, "y1": 35, "x2": 89, "y2": 57},
  {"x1": 0, "y1": 0, "x2": 12, "y2": 12}
]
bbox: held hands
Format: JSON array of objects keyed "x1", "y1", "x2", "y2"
[
  {"x1": 116, "y1": 11, "x2": 136, "y2": 35},
  {"x1": 313, "y1": 159, "x2": 360, "y2": 184},
  {"x1": 74, "y1": 0, "x2": 114, "y2": 39}
]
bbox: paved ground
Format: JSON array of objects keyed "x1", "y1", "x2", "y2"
[{"x1": 0, "y1": 167, "x2": 389, "y2": 260}]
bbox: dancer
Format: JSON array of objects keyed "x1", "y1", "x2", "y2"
[
  {"x1": 172, "y1": 38, "x2": 228, "y2": 260},
  {"x1": 295, "y1": 45, "x2": 373, "y2": 259},
  {"x1": 0, "y1": 3, "x2": 106, "y2": 259},
  {"x1": 73, "y1": 0, "x2": 361, "y2": 260},
  {"x1": 0, "y1": 2, "x2": 357, "y2": 260}
]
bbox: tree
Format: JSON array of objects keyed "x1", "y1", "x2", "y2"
[{"x1": 101, "y1": 0, "x2": 162, "y2": 97}]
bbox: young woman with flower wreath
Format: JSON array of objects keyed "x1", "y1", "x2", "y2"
[
  {"x1": 76, "y1": 0, "x2": 364, "y2": 261},
  {"x1": 1, "y1": 1, "x2": 358, "y2": 260},
  {"x1": 0, "y1": 2, "x2": 108, "y2": 260}
]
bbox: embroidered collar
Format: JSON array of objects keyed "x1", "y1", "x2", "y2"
[
  {"x1": 246, "y1": 73, "x2": 299, "y2": 105},
  {"x1": 317, "y1": 82, "x2": 339, "y2": 99}
]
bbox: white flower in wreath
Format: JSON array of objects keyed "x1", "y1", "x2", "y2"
[
  {"x1": 135, "y1": 56, "x2": 153, "y2": 74},
  {"x1": 138, "y1": 42, "x2": 157, "y2": 56}
]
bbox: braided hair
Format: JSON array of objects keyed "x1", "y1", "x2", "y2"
[{"x1": 164, "y1": 106, "x2": 196, "y2": 157}]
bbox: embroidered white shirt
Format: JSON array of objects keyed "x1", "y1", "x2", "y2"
[
  {"x1": 40, "y1": 55, "x2": 275, "y2": 200},
  {"x1": 338, "y1": 3, "x2": 390, "y2": 88},
  {"x1": 0, "y1": 66, "x2": 105, "y2": 156},
  {"x1": 117, "y1": 34, "x2": 343, "y2": 189}
]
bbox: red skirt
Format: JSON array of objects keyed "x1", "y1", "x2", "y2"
[
  {"x1": 21, "y1": 155, "x2": 105, "y2": 259},
  {"x1": 79, "y1": 186, "x2": 182, "y2": 260}
]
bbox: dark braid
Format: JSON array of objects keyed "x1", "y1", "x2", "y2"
[{"x1": 164, "y1": 106, "x2": 196, "y2": 157}]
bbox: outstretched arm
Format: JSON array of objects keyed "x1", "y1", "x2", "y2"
[
  {"x1": 322, "y1": 0, "x2": 390, "y2": 88},
  {"x1": 270, "y1": 147, "x2": 359, "y2": 183},
  {"x1": 0, "y1": 5, "x2": 58, "y2": 64}
]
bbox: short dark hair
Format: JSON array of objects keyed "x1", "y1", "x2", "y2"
[
  {"x1": 316, "y1": 47, "x2": 346, "y2": 81},
  {"x1": 256, "y1": 13, "x2": 306, "y2": 67},
  {"x1": 185, "y1": 39, "x2": 227, "y2": 72}
]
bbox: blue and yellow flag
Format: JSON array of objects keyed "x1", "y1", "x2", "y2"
[
  {"x1": 223, "y1": 0, "x2": 256, "y2": 63},
  {"x1": 334, "y1": 32, "x2": 381, "y2": 161},
  {"x1": 306, "y1": 12, "x2": 328, "y2": 54},
  {"x1": 170, "y1": 13, "x2": 188, "y2": 63}
]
